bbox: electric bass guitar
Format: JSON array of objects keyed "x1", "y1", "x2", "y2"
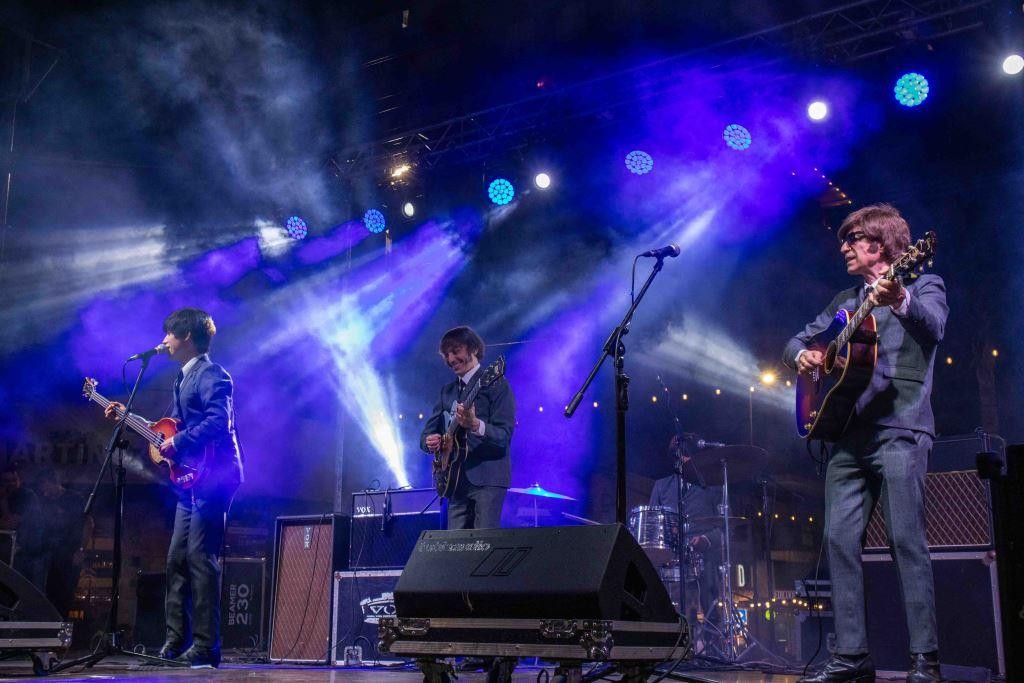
[
  {"x1": 430, "y1": 356, "x2": 506, "y2": 499},
  {"x1": 795, "y1": 232, "x2": 937, "y2": 441},
  {"x1": 82, "y1": 378, "x2": 207, "y2": 490}
]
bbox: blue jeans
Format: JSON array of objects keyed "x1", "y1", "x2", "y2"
[{"x1": 824, "y1": 421, "x2": 938, "y2": 655}]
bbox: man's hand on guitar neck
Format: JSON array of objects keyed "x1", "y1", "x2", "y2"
[
  {"x1": 103, "y1": 402, "x2": 125, "y2": 421},
  {"x1": 425, "y1": 434, "x2": 443, "y2": 452},
  {"x1": 868, "y1": 277, "x2": 908, "y2": 310},
  {"x1": 454, "y1": 402, "x2": 483, "y2": 434}
]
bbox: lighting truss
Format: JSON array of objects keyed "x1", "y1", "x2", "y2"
[{"x1": 326, "y1": 0, "x2": 991, "y2": 180}]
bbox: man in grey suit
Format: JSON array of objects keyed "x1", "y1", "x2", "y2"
[
  {"x1": 421, "y1": 326, "x2": 516, "y2": 530},
  {"x1": 784, "y1": 204, "x2": 947, "y2": 683}
]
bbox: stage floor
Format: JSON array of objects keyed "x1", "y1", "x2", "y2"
[{"x1": 0, "y1": 655, "x2": 923, "y2": 682}]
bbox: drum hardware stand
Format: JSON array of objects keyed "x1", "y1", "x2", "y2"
[
  {"x1": 716, "y1": 455, "x2": 739, "y2": 660},
  {"x1": 52, "y1": 356, "x2": 187, "y2": 673}
]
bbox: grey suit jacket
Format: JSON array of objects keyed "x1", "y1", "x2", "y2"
[
  {"x1": 782, "y1": 273, "x2": 948, "y2": 436},
  {"x1": 419, "y1": 374, "x2": 516, "y2": 488}
]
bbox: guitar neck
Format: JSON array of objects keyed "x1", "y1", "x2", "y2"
[
  {"x1": 87, "y1": 391, "x2": 162, "y2": 447},
  {"x1": 445, "y1": 384, "x2": 483, "y2": 438}
]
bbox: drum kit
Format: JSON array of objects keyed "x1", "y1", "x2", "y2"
[
  {"x1": 628, "y1": 442, "x2": 769, "y2": 660},
  {"x1": 507, "y1": 442, "x2": 772, "y2": 660}
]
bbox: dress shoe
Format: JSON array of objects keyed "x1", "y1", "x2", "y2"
[
  {"x1": 176, "y1": 645, "x2": 221, "y2": 668},
  {"x1": 907, "y1": 651, "x2": 942, "y2": 682},
  {"x1": 143, "y1": 642, "x2": 183, "y2": 665},
  {"x1": 456, "y1": 656, "x2": 492, "y2": 672},
  {"x1": 798, "y1": 653, "x2": 876, "y2": 683}
]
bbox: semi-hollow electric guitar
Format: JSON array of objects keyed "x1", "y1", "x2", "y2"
[
  {"x1": 795, "y1": 232, "x2": 937, "y2": 441},
  {"x1": 430, "y1": 356, "x2": 506, "y2": 499},
  {"x1": 82, "y1": 378, "x2": 207, "y2": 490}
]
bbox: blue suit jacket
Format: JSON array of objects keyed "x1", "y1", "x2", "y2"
[
  {"x1": 172, "y1": 354, "x2": 244, "y2": 495},
  {"x1": 419, "y1": 373, "x2": 516, "y2": 488},
  {"x1": 782, "y1": 273, "x2": 948, "y2": 436}
]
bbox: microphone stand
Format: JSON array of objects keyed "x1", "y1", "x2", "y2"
[
  {"x1": 53, "y1": 356, "x2": 186, "y2": 672},
  {"x1": 566, "y1": 255, "x2": 669, "y2": 525}
]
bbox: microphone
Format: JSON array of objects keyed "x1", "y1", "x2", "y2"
[
  {"x1": 126, "y1": 343, "x2": 169, "y2": 362},
  {"x1": 696, "y1": 439, "x2": 726, "y2": 449},
  {"x1": 640, "y1": 244, "x2": 681, "y2": 259}
]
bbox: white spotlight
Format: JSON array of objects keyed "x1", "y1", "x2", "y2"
[
  {"x1": 402, "y1": 201, "x2": 415, "y2": 217},
  {"x1": 1003, "y1": 54, "x2": 1024, "y2": 75},
  {"x1": 534, "y1": 172, "x2": 552, "y2": 190},
  {"x1": 807, "y1": 100, "x2": 828, "y2": 121}
]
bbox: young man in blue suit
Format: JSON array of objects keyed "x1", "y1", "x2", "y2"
[
  {"x1": 106, "y1": 307, "x2": 242, "y2": 667},
  {"x1": 421, "y1": 326, "x2": 516, "y2": 530},
  {"x1": 784, "y1": 205, "x2": 947, "y2": 683}
]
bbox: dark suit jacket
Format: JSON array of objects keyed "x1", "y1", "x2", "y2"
[
  {"x1": 172, "y1": 354, "x2": 244, "y2": 496},
  {"x1": 419, "y1": 371, "x2": 516, "y2": 488},
  {"x1": 782, "y1": 273, "x2": 948, "y2": 435}
]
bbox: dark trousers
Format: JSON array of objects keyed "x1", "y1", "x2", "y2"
[
  {"x1": 824, "y1": 422, "x2": 937, "y2": 655},
  {"x1": 165, "y1": 491, "x2": 233, "y2": 652},
  {"x1": 447, "y1": 474, "x2": 506, "y2": 530}
]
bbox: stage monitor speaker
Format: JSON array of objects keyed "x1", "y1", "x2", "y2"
[
  {"x1": 268, "y1": 514, "x2": 349, "y2": 663},
  {"x1": 395, "y1": 524, "x2": 676, "y2": 622},
  {"x1": 0, "y1": 561, "x2": 62, "y2": 622},
  {"x1": 863, "y1": 551, "x2": 1003, "y2": 676}
]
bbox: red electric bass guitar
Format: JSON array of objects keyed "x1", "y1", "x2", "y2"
[{"x1": 82, "y1": 378, "x2": 207, "y2": 490}]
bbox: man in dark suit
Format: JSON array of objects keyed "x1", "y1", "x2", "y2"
[
  {"x1": 420, "y1": 326, "x2": 515, "y2": 530},
  {"x1": 106, "y1": 307, "x2": 242, "y2": 668},
  {"x1": 784, "y1": 204, "x2": 947, "y2": 683}
]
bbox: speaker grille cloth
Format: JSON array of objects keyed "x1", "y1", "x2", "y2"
[
  {"x1": 864, "y1": 470, "x2": 992, "y2": 550},
  {"x1": 269, "y1": 522, "x2": 333, "y2": 661}
]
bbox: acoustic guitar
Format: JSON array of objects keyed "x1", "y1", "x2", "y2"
[{"x1": 795, "y1": 232, "x2": 937, "y2": 441}]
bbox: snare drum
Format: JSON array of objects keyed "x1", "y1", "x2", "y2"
[{"x1": 628, "y1": 505, "x2": 679, "y2": 565}]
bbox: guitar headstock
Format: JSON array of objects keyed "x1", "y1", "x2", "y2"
[
  {"x1": 82, "y1": 377, "x2": 98, "y2": 398},
  {"x1": 890, "y1": 231, "x2": 937, "y2": 278},
  {"x1": 478, "y1": 356, "x2": 506, "y2": 389}
]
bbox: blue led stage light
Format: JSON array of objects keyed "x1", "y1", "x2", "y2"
[
  {"x1": 363, "y1": 208, "x2": 387, "y2": 234},
  {"x1": 894, "y1": 72, "x2": 929, "y2": 107},
  {"x1": 285, "y1": 216, "x2": 308, "y2": 239},
  {"x1": 488, "y1": 178, "x2": 515, "y2": 205},
  {"x1": 723, "y1": 124, "x2": 752, "y2": 151},
  {"x1": 625, "y1": 150, "x2": 654, "y2": 175}
]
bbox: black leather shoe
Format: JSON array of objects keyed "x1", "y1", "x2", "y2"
[
  {"x1": 156, "y1": 642, "x2": 183, "y2": 659},
  {"x1": 176, "y1": 646, "x2": 220, "y2": 668},
  {"x1": 798, "y1": 653, "x2": 876, "y2": 683},
  {"x1": 456, "y1": 656, "x2": 492, "y2": 672},
  {"x1": 907, "y1": 651, "x2": 942, "y2": 682}
]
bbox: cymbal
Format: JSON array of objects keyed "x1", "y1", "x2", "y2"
[
  {"x1": 683, "y1": 445, "x2": 769, "y2": 486},
  {"x1": 507, "y1": 483, "x2": 576, "y2": 501}
]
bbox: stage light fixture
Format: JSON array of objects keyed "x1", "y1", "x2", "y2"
[
  {"x1": 488, "y1": 178, "x2": 515, "y2": 206},
  {"x1": 807, "y1": 101, "x2": 828, "y2": 121},
  {"x1": 894, "y1": 72, "x2": 929, "y2": 107},
  {"x1": 402, "y1": 201, "x2": 415, "y2": 218},
  {"x1": 723, "y1": 124, "x2": 752, "y2": 150},
  {"x1": 285, "y1": 216, "x2": 308, "y2": 240},
  {"x1": 363, "y1": 208, "x2": 387, "y2": 234},
  {"x1": 624, "y1": 150, "x2": 654, "y2": 175},
  {"x1": 534, "y1": 172, "x2": 551, "y2": 189},
  {"x1": 1003, "y1": 54, "x2": 1024, "y2": 75}
]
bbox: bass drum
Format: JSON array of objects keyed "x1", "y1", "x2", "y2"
[{"x1": 627, "y1": 505, "x2": 679, "y2": 566}]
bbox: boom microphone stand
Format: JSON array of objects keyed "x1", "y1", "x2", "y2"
[
  {"x1": 565, "y1": 252, "x2": 672, "y2": 524},
  {"x1": 52, "y1": 356, "x2": 186, "y2": 672}
]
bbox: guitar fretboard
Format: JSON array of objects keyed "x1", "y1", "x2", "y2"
[{"x1": 86, "y1": 390, "x2": 163, "y2": 447}]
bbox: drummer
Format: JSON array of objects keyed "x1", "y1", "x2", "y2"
[{"x1": 649, "y1": 435, "x2": 722, "y2": 618}]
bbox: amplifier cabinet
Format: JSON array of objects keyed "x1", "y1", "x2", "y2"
[
  {"x1": 863, "y1": 551, "x2": 1003, "y2": 676},
  {"x1": 331, "y1": 569, "x2": 402, "y2": 664},
  {"x1": 268, "y1": 514, "x2": 350, "y2": 663},
  {"x1": 221, "y1": 557, "x2": 265, "y2": 650},
  {"x1": 350, "y1": 488, "x2": 441, "y2": 569}
]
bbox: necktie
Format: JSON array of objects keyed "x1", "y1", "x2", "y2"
[
  {"x1": 458, "y1": 380, "x2": 466, "y2": 401},
  {"x1": 174, "y1": 370, "x2": 184, "y2": 407}
]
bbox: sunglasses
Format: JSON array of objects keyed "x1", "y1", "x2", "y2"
[{"x1": 839, "y1": 231, "x2": 875, "y2": 246}]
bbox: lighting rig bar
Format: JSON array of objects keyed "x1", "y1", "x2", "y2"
[{"x1": 325, "y1": 0, "x2": 991, "y2": 180}]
